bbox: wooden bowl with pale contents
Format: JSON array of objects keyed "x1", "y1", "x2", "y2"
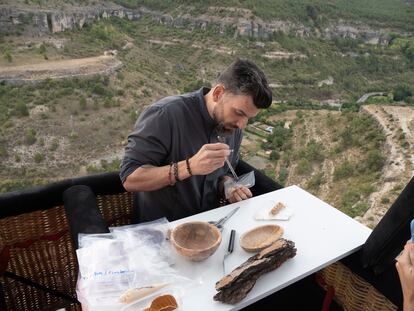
[
  {"x1": 240, "y1": 224, "x2": 284, "y2": 252},
  {"x1": 170, "y1": 221, "x2": 222, "y2": 262}
]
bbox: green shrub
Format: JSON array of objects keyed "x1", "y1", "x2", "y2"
[
  {"x1": 296, "y1": 158, "x2": 312, "y2": 175},
  {"x1": 361, "y1": 150, "x2": 385, "y2": 173},
  {"x1": 340, "y1": 189, "x2": 361, "y2": 214},
  {"x1": 269, "y1": 150, "x2": 280, "y2": 161},
  {"x1": 69, "y1": 131, "x2": 78, "y2": 141},
  {"x1": 38, "y1": 44, "x2": 46, "y2": 54},
  {"x1": 93, "y1": 83, "x2": 107, "y2": 96},
  {"x1": 307, "y1": 173, "x2": 325, "y2": 190},
  {"x1": 333, "y1": 161, "x2": 354, "y2": 180},
  {"x1": 15, "y1": 101, "x2": 29, "y2": 117},
  {"x1": 34, "y1": 152, "x2": 44, "y2": 163},
  {"x1": 296, "y1": 110, "x2": 304, "y2": 118},
  {"x1": 278, "y1": 167, "x2": 288, "y2": 185},
  {"x1": 49, "y1": 139, "x2": 59, "y2": 151},
  {"x1": 301, "y1": 139, "x2": 324, "y2": 162},
  {"x1": 104, "y1": 98, "x2": 113, "y2": 108},
  {"x1": 351, "y1": 202, "x2": 370, "y2": 218},
  {"x1": 381, "y1": 197, "x2": 390, "y2": 204},
  {"x1": 25, "y1": 128, "x2": 37, "y2": 145},
  {"x1": 3, "y1": 51, "x2": 12, "y2": 62}
]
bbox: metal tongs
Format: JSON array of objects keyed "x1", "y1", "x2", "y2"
[{"x1": 208, "y1": 206, "x2": 240, "y2": 231}]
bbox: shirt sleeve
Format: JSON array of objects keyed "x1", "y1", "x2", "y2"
[{"x1": 119, "y1": 105, "x2": 171, "y2": 183}]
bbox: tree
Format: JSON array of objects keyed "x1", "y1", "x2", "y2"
[
  {"x1": 306, "y1": 5, "x2": 318, "y2": 23},
  {"x1": 393, "y1": 85, "x2": 412, "y2": 102}
]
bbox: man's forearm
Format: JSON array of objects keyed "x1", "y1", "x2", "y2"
[{"x1": 123, "y1": 161, "x2": 191, "y2": 192}]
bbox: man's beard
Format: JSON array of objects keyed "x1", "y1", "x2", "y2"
[
  {"x1": 215, "y1": 122, "x2": 234, "y2": 138},
  {"x1": 213, "y1": 102, "x2": 234, "y2": 138}
]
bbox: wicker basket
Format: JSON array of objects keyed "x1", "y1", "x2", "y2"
[
  {"x1": 0, "y1": 192, "x2": 134, "y2": 311},
  {"x1": 317, "y1": 262, "x2": 397, "y2": 311}
]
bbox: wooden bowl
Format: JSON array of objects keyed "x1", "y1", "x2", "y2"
[
  {"x1": 240, "y1": 224, "x2": 284, "y2": 252},
  {"x1": 170, "y1": 221, "x2": 222, "y2": 261}
]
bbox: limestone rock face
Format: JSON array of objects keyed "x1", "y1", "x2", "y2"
[
  {"x1": 0, "y1": 6, "x2": 140, "y2": 36},
  {"x1": 0, "y1": 5, "x2": 399, "y2": 45},
  {"x1": 323, "y1": 21, "x2": 391, "y2": 45}
]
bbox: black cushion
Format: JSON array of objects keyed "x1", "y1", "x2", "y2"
[
  {"x1": 361, "y1": 176, "x2": 414, "y2": 275},
  {"x1": 63, "y1": 185, "x2": 110, "y2": 249}
]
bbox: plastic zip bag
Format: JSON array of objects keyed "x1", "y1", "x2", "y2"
[
  {"x1": 224, "y1": 170, "x2": 255, "y2": 199},
  {"x1": 76, "y1": 218, "x2": 192, "y2": 310}
]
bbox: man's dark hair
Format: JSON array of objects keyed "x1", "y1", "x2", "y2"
[{"x1": 217, "y1": 59, "x2": 272, "y2": 109}]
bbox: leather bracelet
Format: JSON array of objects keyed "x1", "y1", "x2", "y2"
[
  {"x1": 168, "y1": 162, "x2": 175, "y2": 186},
  {"x1": 185, "y1": 158, "x2": 193, "y2": 176},
  {"x1": 173, "y1": 162, "x2": 180, "y2": 182}
]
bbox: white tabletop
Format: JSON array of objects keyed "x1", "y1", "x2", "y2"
[{"x1": 171, "y1": 185, "x2": 372, "y2": 311}]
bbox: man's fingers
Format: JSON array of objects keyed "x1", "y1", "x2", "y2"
[
  {"x1": 233, "y1": 191, "x2": 242, "y2": 202},
  {"x1": 398, "y1": 245, "x2": 412, "y2": 266},
  {"x1": 229, "y1": 187, "x2": 253, "y2": 202},
  {"x1": 207, "y1": 149, "x2": 231, "y2": 158},
  {"x1": 238, "y1": 186, "x2": 252, "y2": 198},
  {"x1": 232, "y1": 189, "x2": 246, "y2": 200},
  {"x1": 203, "y1": 143, "x2": 229, "y2": 151},
  {"x1": 409, "y1": 244, "x2": 414, "y2": 265}
]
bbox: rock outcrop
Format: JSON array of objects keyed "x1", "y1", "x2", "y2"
[
  {"x1": 0, "y1": 5, "x2": 140, "y2": 36},
  {"x1": 0, "y1": 5, "x2": 398, "y2": 45}
]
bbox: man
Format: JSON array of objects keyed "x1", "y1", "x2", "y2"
[{"x1": 120, "y1": 59, "x2": 272, "y2": 222}]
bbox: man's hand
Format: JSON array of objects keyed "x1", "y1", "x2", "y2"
[
  {"x1": 190, "y1": 143, "x2": 230, "y2": 175},
  {"x1": 396, "y1": 240, "x2": 414, "y2": 311},
  {"x1": 227, "y1": 186, "x2": 252, "y2": 203}
]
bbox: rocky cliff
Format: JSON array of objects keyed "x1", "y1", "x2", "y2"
[
  {"x1": 0, "y1": 5, "x2": 140, "y2": 36},
  {"x1": 0, "y1": 5, "x2": 394, "y2": 45}
]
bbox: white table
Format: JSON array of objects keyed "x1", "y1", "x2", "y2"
[{"x1": 171, "y1": 185, "x2": 372, "y2": 311}]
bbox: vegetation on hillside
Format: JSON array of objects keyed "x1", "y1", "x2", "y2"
[
  {"x1": 115, "y1": 0, "x2": 414, "y2": 31},
  {"x1": 250, "y1": 105, "x2": 386, "y2": 218}
]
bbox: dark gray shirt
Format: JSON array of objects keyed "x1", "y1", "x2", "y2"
[{"x1": 120, "y1": 87, "x2": 242, "y2": 222}]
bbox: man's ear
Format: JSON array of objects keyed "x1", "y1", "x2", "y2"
[{"x1": 212, "y1": 84, "x2": 225, "y2": 102}]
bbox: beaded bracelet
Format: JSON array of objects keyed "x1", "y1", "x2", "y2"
[
  {"x1": 185, "y1": 158, "x2": 193, "y2": 176},
  {"x1": 168, "y1": 162, "x2": 175, "y2": 186},
  {"x1": 173, "y1": 162, "x2": 181, "y2": 182}
]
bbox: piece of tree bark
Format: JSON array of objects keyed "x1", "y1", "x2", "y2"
[{"x1": 214, "y1": 238, "x2": 296, "y2": 304}]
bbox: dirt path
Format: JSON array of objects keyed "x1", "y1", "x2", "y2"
[
  {"x1": 357, "y1": 105, "x2": 414, "y2": 227},
  {"x1": 0, "y1": 54, "x2": 122, "y2": 82}
]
